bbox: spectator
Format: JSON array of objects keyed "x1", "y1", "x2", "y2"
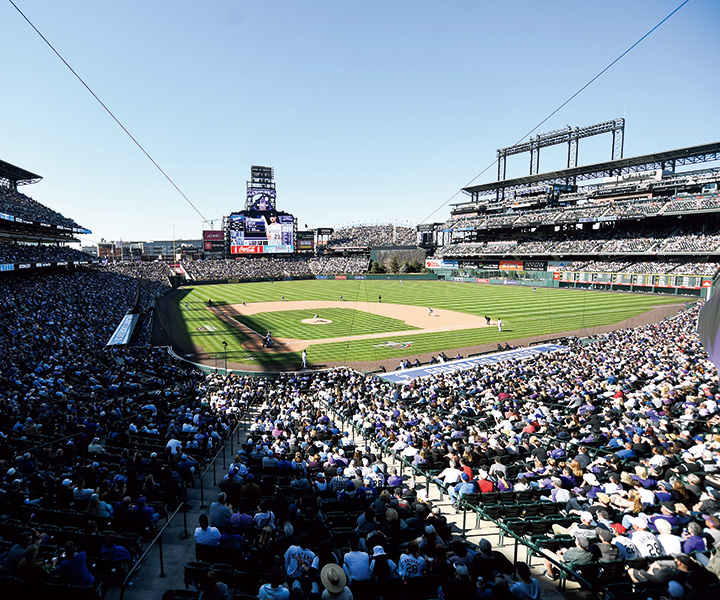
[{"x1": 194, "y1": 514, "x2": 221, "y2": 547}]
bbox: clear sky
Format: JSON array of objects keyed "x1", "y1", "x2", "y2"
[{"x1": 2, "y1": 0, "x2": 718, "y2": 245}]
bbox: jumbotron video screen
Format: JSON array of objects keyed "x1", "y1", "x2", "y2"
[{"x1": 228, "y1": 211, "x2": 295, "y2": 254}]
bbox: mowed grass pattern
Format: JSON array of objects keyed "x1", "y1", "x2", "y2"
[
  {"x1": 175, "y1": 280, "x2": 688, "y2": 368},
  {"x1": 233, "y1": 308, "x2": 419, "y2": 340}
]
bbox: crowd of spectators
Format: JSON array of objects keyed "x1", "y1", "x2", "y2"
[
  {"x1": 0, "y1": 243, "x2": 90, "y2": 265},
  {"x1": 0, "y1": 266, "x2": 247, "y2": 594},
  {"x1": 184, "y1": 256, "x2": 370, "y2": 281},
  {"x1": 3, "y1": 258, "x2": 720, "y2": 598},
  {"x1": 444, "y1": 192, "x2": 720, "y2": 236},
  {"x1": 665, "y1": 194, "x2": 720, "y2": 214},
  {"x1": 0, "y1": 187, "x2": 85, "y2": 230},
  {"x1": 661, "y1": 233, "x2": 720, "y2": 254},
  {"x1": 436, "y1": 226, "x2": 720, "y2": 261},
  {"x1": 179, "y1": 302, "x2": 720, "y2": 599},
  {"x1": 550, "y1": 261, "x2": 719, "y2": 277},
  {"x1": 328, "y1": 225, "x2": 416, "y2": 248}
]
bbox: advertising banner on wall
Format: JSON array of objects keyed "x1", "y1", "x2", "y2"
[
  {"x1": 499, "y1": 260, "x2": 523, "y2": 271},
  {"x1": 480, "y1": 260, "x2": 500, "y2": 270},
  {"x1": 203, "y1": 230, "x2": 225, "y2": 241},
  {"x1": 523, "y1": 260, "x2": 548, "y2": 271}
]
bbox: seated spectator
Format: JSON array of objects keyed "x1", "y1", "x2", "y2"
[
  {"x1": 134, "y1": 496, "x2": 160, "y2": 531},
  {"x1": 199, "y1": 571, "x2": 230, "y2": 600},
  {"x1": 209, "y1": 492, "x2": 232, "y2": 531},
  {"x1": 628, "y1": 516, "x2": 663, "y2": 558},
  {"x1": 443, "y1": 563, "x2": 475, "y2": 600},
  {"x1": 284, "y1": 534, "x2": 315, "y2": 582},
  {"x1": 369, "y1": 545, "x2": 398, "y2": 581},
  {"x1": 54, "y1": 540, "x2": 95, "y2": 587},
  {"x1": 16, "y1": 544, "x2": 51, "y2": 584},
  {"x1": 655, "y1": 519, "x2": 682, "y2": 555},
  {"x1": 321, "y1": 563, "x2": 352, "y2": 600},
  {"x1": 253, "y1": 500, "x2": 276, "y2": 530},
  {"x1": 100, "y1": 533, "x2": 133, "y2": 565},
  {"x1": 472, "y1": 538, "x2": 515, "y2": 580},
  {"x1": 398, "y1": 541, "x2": 426, "y2": 579},
  {"x1": 589, "y1": 527, "x2": 619, "y2": 562},
  {"x1": 194, "y1": 513, "x2": 221, "y2": 546},
  {"x1": 342, "y1": 534, "x2": 371, "y2": 583},
  {"x1": 0, "y1": 530, "x2": 33, "y2": 576},
  {"x1": 682, "y1": 521, "x2": 707, "y2": 554},
  {"x1": 86, "y1": 492, "x2": 113, "y2": 518},
  {"x1": 542, "y1": 536, "x2": 594, "y2": 581},
  {"x1": 258, "y1": 565, "x2": 291, "y2": 600},
  {"x1": 509, "y1": 562, "x2": 541, "y2": 600}
]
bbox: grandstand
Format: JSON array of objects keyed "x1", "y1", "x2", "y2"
[
  {"x1": 418, "y1": 133, "x2": 720, "y2": 297},
  {"x1": 0, "y1": 159, "x2": 93, "y2": 271},
  {"x1": 2, "y1": 144, "x2": 720, "y2": 600}
]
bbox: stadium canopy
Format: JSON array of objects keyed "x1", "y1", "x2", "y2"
[
  {"x1": 462, "y1": 141, "x2": 720, "y2": 204},
  {"x1": 0, "y1": 159, "x2": 42, "y2": 188}
]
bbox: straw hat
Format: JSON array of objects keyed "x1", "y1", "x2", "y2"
[{"x1": 321, "y1": 563, "x2": 347, "y2": 593}]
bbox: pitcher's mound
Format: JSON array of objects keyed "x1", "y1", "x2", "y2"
[{"x1": 301, "y1": 318, "x2": 333, "y2": 325}]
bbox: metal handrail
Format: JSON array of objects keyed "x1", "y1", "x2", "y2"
[
  {"x1": 119, "y1": 499, "x2": 186, "y2": 600},
  {"x1": 118, "y1": 392, "x2": 258, "y2": 599}
]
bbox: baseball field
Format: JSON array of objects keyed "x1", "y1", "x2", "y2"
[{"x1": 166, "y1": 279, "x2": 690, "y2": 372}]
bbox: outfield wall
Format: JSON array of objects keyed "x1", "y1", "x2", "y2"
[{"x1": 428, "y1": 269, "x2": 706, "y2": 297}]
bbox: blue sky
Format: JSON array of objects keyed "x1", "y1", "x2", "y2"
[{"x1": 2, "y1": 0, "x2": 718, "y2": 244}]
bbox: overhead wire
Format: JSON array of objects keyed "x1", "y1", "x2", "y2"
[
  {"x1": 10, "y1": 0, "x2": 691, "y2": 232},
  {"x1": 418, "y1": 0, "x2": 691, "y2": 225},
  {"x1": 8, "y1": 0, "x2": 211, "y2": 227}
]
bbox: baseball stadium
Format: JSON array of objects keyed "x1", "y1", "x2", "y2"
[{"x1": 2, "y1": 3, "x2": 720, "y2": 600}]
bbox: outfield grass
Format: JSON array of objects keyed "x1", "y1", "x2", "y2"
[{"x1": 174, "y1": 280, "x2": 688, "y2": 369}]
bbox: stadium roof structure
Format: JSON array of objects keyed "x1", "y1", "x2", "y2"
[
  {"x1": 461, "y1": 141, "x2": 720, "y2": 204},
  {"x1": 0, "y1": 159, "x2": 42, "y2": 188}
]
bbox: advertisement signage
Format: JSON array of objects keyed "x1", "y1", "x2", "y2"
[
  {"x1": 204, "y1": 240, "x2": 225, "y2": 251},
  {"x1": 499, "y1": 260, "x2": 523, "y2": 271},
  {"x1": 297, "y1": 231, "x2": 314, "y2": 252},
  {"x1": 425, "y1": 259, "x2": 442, "y2": 269},
  {"x1": 523, "y1": 260, "x2": 547, "y2": 271},
  {"x1": 203, "y1": 230, "x2": 224, "y2": 242}
]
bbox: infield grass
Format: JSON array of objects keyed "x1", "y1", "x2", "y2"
[
  {"x1": 232, "y1": 308, "x2": 420, "y2": 340},
  {"x1": 174, "y1": 279, "x2": 689, "y2": 369}
]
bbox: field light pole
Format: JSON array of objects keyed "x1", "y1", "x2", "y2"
[{"x1": 222, "y1": 341, "x2": 228, "y2": 374}]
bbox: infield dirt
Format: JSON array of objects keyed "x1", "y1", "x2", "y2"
[{"x1": 209, "y1": 300, "x2": 490, "y2": 352}]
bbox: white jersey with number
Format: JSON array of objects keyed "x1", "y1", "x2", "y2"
[
  {"x1": 630, "y1": 530, "x2": 662, "y2": 557},
  {"x1": 398, "y1": 554, "x2": 425, "y2": 578}
]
